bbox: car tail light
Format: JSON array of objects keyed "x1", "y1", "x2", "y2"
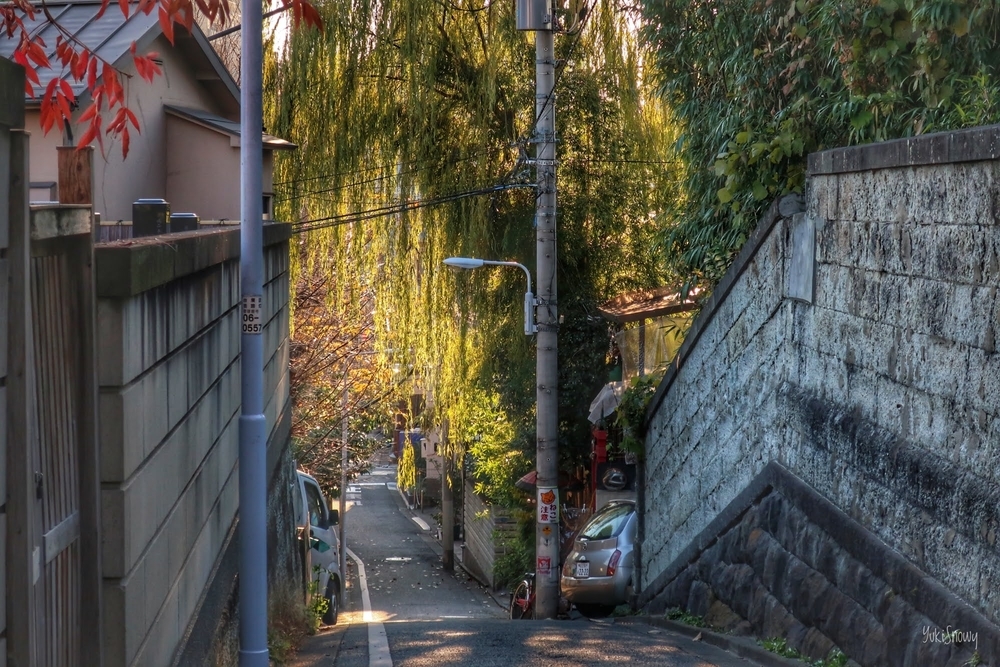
[{"x1": 607, "y1": 549, "x2": 622, "y2": 576}]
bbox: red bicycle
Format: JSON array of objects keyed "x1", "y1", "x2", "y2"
[{"x1": 509, "y1": 572, "x2": 535, "y2": 620}]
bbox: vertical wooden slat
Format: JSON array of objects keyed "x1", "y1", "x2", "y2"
[
  {"x1": 29, "y1": 230, "x2": 94, "y2": 666},
  {"x1": 6, "y1": 127, "x2": 42, "y2": 667},
  {"x1": 73, "y1": 229, "x2": 102, "y2": 666},
  {"x1": 47, "y1": 257, "x2": 65, "y2": 523}
]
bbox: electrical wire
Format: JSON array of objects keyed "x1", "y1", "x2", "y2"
[
  {"x1": 274, "y1": 156, "x2": 485, "y2": 204},
  {"x1": 290, "y1": 182, "x2": 535, "y2": 235},
  {"x1": 272, "y1": 152, "x2": 488, "y2": 188}
]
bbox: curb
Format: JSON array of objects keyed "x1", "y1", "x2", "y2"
[{"x1": 619, "y1": 616, "x2": 806, "y2": 667}]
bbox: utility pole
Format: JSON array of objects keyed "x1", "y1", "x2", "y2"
[
  {"x1": 238, "y1": 0, "x2": 267, "y2": 659},
  {"x1": 339, "y1": 380, "x2": 348, "y2": 603},
  {"x1": 441, "y1": 444, "x2": 454, "y2": 571},
  {"x1": 517, "y1": 0, "x2": 559, "y2": 620}
]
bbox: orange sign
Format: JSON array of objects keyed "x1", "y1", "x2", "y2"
[{"x1": 537, "y1": 486, "x2": 558, "y2": 524}]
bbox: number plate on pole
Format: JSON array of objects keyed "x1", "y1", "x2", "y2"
[{"x1": 242, "y1": 295, "x2": 263, "y2": 334}]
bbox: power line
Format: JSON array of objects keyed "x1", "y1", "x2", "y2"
[
  {"x1": 273, "y1": 152, "x2": 488, "y2": 188},
  {"x1": 290, "y1": 182, "x2": 535, "y2": 235}
]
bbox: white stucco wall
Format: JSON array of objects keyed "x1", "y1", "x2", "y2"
[{"x1": 164, "y1": 118, "x2": 240, "y2": 220}]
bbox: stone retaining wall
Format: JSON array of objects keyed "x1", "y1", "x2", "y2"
[{"x1": 640, "y1": 125, "x2": 1000, "y2": 666}]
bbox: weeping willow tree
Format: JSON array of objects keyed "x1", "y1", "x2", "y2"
[{"x1": 264, "y1": 0, "x2": 680, "y2": 512}]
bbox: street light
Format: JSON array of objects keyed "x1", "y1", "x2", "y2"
[
  {"x1": 444, "y1": 254, "x2": 561, "y2": 618},
  {"x1": 443, "y1": 257, "x2": 537, "y2": 336}
]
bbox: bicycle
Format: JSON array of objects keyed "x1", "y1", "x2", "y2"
[{"x1": 509, "y1": 572, "x2": 535, "y2": 620}]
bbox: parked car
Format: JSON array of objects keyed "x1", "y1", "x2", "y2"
[
  {"x1": 294, "y1": 469, "x2": 342, "y2": 625},
  {"x1": 560, "y1": 499, "x2": 637, "y2": 617}
]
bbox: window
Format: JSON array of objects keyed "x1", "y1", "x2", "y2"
[
  {"x1": 304, "y1": 481, "x2": 328, "y2": 529},
  {"x1": 581, "y1": 502, "x2": 633, "y2": 541},
  {"x1": 262, "y1": 194, "x2": 272, "y2": 220}
]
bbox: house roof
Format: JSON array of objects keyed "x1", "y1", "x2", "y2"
[
  {"x1": 597, "y1": 285, "x2": 703, "y2": 323},
  {"x1": 165, "y1": 105, "x2": 297, "y2": 150},
  {"x1": 0, "y1": 0, "x2": 239, "y2": 114}
]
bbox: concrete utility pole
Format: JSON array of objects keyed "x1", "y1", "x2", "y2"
[
  {"x1": 441, "y1": 450, "x2": 454, "y2": 571},
  {"x1": 238, "y1": 0, "x2": 268, "y2": 661},
  {"x1": 339, "y1": 381, "x2": 348, "y2": 602},
  {"x1": 517, "y1": 0, "x2": 559, "y2": 620}
]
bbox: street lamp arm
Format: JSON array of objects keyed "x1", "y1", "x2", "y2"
[
  {"x1": 480, "y1": 260, "x2": 532, "y2": 297},
  {"x1": 443, "y1": 256, "x2": 536, "y2": 335}
]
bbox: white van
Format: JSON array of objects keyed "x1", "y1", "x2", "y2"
[{"x1": 295, "y1": 470, "x2": 343, "y2": 625}]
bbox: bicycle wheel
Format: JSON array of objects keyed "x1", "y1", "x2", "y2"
[{"x1": 509, "y1": 581, "x2": 533, "y2": 620}]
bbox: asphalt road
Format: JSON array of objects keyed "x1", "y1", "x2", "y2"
[{"x1": 290, "y1": 466, "x2": 763, "y2": 667}]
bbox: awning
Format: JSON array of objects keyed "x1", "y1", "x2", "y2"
[{"x1": 588, "y1": 381, "x2": 625, "y2": 424}]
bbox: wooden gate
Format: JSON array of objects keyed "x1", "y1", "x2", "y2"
[
  {"x1": 30, "y1": 210, "x2": 100, "y2": 666},
  {"x1": 4, "y1": 58, "x2": 102, "y2": 667}
]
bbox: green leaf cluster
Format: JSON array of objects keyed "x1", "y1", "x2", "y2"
[
  {"x1": 641, "y1": 0, "x2": 1000, "y2": 284},
  {"x1": 614, "y1": 373, "x2": 659, "y2": 457}
]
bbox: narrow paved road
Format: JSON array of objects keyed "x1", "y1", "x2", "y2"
[{"x1": 291, "y1": 463, "x2": 763, "y2": 667}]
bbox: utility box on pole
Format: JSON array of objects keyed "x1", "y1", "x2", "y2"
[{"x1": 516, "y1": 0, "x2": 551, "y2": 30}]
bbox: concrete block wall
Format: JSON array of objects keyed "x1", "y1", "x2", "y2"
[
  {"x1": 95, "y1": 225, "x2": 292, "y2": 667},
  {"x1": 642, "y1": 126, "x2": 1000, "y2": 634}
]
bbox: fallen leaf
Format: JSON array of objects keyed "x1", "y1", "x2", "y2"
[{"x1": 693, "y1": 632, "x2": 703, "y2": 641}]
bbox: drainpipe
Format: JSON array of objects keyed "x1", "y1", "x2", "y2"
[{"x1": 238, "y1": 0, "x2": 268, "y2": 661}]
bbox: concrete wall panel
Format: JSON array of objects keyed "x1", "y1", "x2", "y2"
[{"x1": 97, "y1": 227, "x2": 293, "y2": 666}]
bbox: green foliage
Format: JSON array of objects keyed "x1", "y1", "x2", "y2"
[
  {"x1": 822, "y1": 649, "x2": 849, "y2": 667},
  {"x1": 398, "y1": 442, "x2": 418, "y2": 493},
  {"x1": 265, "y1": 0, "x2": 679, "y2": 510},
  {"x1": 614, "y1": 374, "x2": 660, "y2": 456},
  {"x1": 758, "y1": 638, "x2": 848, "y2": 667},
  {"x1": 458, "y1": 389, "x2": 530, "y2": 507},
  {"x1": 306, "y1": 570, "x2": 329, "y2": 635},
  {"x1": 760, "y1": 637, "x2": 803, "y2": 658},
  {"x1": 641, "y1": 0, "x2": 1000, "y2": 284},
  {"x1": 492, "y1": 512, "x2": 535, "y2": 589},
  {"x1": 610, "y1": 603, "x2": 639, "y2": 617},
  {"x1": 665, "y1": 607, "x2": 706, "y2": 627}
]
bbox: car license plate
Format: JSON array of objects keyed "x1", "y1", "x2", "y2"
[{"x1": 575, "y1": 561, "x2": 589, "y2": 578}]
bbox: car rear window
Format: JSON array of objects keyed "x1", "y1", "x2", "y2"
[{"x1": 580, "y1": 503, "x2": 633, "y2": 540}]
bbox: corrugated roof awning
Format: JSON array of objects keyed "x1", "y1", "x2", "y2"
[{"x1": 597, "y1": 286, "x2": 703, "y2": 323}]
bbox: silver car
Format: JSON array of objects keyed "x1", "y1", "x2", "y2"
[{"x1": 560, "y1": 499, "x2": 637, "y2": 617}]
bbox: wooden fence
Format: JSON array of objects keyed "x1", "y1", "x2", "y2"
[
  {"x1": 461, "y1": 480, "x2": 517, "y2": 590},
  {"x1": 3, "y1": 58, "x2": 102, "y2": 667}
]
